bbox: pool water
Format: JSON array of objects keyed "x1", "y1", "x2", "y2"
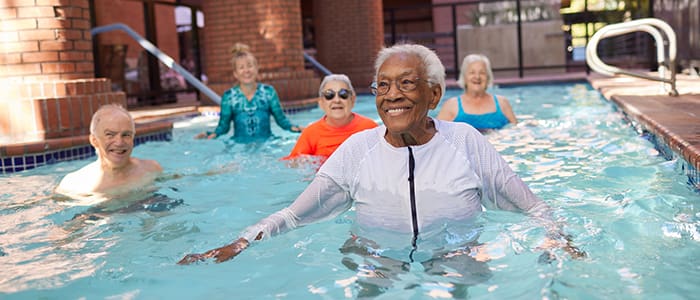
[{"x1": 2, "y1": 82, "x2": 699, "y2": 299}]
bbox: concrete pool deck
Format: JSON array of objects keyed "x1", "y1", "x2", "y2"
[{"x1": 586, "y1": 73, "x2": 700, "y2": 174}]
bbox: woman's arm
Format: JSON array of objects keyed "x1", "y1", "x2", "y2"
[
  {"x1": 266, "y1": 86, "x2": 298, "y2": 132},
  {"x1": 283, "y1": 124, "x2": 316, "y2": 160},
  {"x1": 497, "y1": 95, "x2": 518, "y2": 124},
  {"x1": 178, "y1": 236, "x2": 257, "y2": 265},
  {"x1": 436, "y1": 97, "x2": 458, "y2": 121},
  {"x1": 467, "y1": 128, "x2": 585, "y2": 259},
  {"x1": 178, "y1": 174, "x2": 352, "y2": 264},
  {"x1": 212, "y1": 90, "x2": 234, "y2": 137}
]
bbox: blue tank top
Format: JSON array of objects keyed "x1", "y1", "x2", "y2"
[{"x1": 452, "y1": 94, "x2": 510, "y2": 130}]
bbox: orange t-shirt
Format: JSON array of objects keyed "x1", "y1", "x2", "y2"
[{"x1": 283, "y1": 113, "x2": 377, "y2": 161}]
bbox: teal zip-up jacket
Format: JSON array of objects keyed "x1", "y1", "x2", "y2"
[{"x1": 213, "y1": 83, "x2": 296, "y2": 143}]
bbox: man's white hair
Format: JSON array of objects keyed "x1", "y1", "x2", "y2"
[{"x1": 89, "y1": 104, "x2": 135, "y2": 135}]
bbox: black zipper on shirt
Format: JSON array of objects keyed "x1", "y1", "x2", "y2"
[{"x1": 407, "y1": 146, "x2": 419, "y2": 262}]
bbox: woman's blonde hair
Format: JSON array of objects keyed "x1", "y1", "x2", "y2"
[{"x1": 230, "y1": 42, "x2": 257, "y2": 67}]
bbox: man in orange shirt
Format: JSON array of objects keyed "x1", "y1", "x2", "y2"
[{"x1": 283, "y1": 74, "x2": 377, "y2": 165}]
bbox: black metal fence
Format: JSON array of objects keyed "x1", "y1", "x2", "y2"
[{"x1": 383, "y1": 0, "x2": 656, "y2": 79}]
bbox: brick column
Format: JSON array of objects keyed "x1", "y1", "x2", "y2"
[
  {"x1": 314, "y1": 0, "x2": 384, "y2": 91},
  {"x1": 0, "y1": 0, "x2": 125, "y2": 144},
  {"x1": 201, "y1": 0, "x2": 318, "y2": 104}
]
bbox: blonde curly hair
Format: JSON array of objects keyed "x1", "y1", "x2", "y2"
[{"x1": 230, "y1": 42, "x2": 257, "y2": 68}]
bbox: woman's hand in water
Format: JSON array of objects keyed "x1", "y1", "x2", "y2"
[
  {"x1": 538, "y1": 234, "x2": 586, "y2": 260},
  {"x1": 194, "y1": 132, "x2": 217, "y2": 139},
  {"x1": 178, "y1": 238, "x2": 250, "y2": 265}
]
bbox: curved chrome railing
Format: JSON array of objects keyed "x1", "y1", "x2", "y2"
[
  {"x1": 91, "y1": 23, "x2": 222, "y2": 104},
  {"x1": 586, "y1": 18, "x2": 678, "y2": 96},
  {"x1": 303, "y1": 52, "x2": 332, "y2": 76}
]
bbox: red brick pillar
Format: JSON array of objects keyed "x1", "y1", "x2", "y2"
[
  {"x1": 201, "y1": 0, "x2": 318, "y2": 104},
  {"x1": 0, "y1": 0, "x2": 125, "y2": 143},
  {"x1": 314, "y1": 0, "x2": 384, "y2": 91}
]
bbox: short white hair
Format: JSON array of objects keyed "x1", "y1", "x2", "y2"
[
  {"x1": 90, "y1": 104, "x2": 135, "y2": 134},
  {"x1": 318, "y1": 74, "x2": 355, "y2": 96},
  {"x1": 457, "y1": 54, "x2": 494, "y2": 90},
  {"x1": 374, "y1": 43, "x2": 446, "y2": 97}
]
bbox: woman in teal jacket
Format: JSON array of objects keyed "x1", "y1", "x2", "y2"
[{"x1": 196, "y1": 43, "x2": 302, "y2": 143}]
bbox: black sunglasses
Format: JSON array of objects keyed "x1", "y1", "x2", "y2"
[{"x1": 322, "y1": 88, "x2": 351, "y2": 100}]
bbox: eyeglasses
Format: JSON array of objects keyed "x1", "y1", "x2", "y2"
[
  {"x1": 369, "y1": 77, "x2": 433, "y2": 96},
  {"x1": 322, "y1": 88, "x2": 351, "y2": 100}
]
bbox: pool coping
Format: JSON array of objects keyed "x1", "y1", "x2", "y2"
[{"x1": 587, "y1": 72, "x2": 700, "y2": 188}]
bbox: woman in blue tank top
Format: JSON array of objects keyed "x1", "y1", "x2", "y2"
[{"x1": 436, "y1": 54, "x2": 517, "y2": 131}]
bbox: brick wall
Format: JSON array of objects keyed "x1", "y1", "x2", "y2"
[
  {"x1": 93, "y1": 0, "x2": 180, "y2": 65},
  {"x1": 0, "y1": 0, "x2": 94, "y2": 82},
  {"x1": 1, "y1": 79, "x2": 126, "y2": 143},
  {"x1": 0, "y1": 0, "x2": 126, "y2": 147},
  {"x1": 201, "y1": 0, "x2": 318, "y2": 102},
  {"x1": 313, "y1": 0, "x2": 384, "y2": 90}
]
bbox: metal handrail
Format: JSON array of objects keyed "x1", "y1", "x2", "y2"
[
  {"x1": 91, "y1": 23, "x2": 222, "y2": 104},
  {"x1": 586, "y1": 18, "x2": 678, "y2": 96},
  {"x1": 303, "y1": 52, "x2": 332, "y2": 76}
]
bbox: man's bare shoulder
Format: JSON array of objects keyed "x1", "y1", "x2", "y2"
[
  {"x1": 55, "y1": 162, "x2": 100, "y2": 197},
  {"x1": 132, "y1": 157, "x2": 163, "y2": 173}
]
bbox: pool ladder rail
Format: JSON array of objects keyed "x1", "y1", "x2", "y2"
[
  {"x1": 91, "y1": 23, "x2": 223, "y2": 104},
  {"x1": 586, "y1": 18, "x2": 678, "y2": 96},
  {"x1": 92, "y1": 23, "x2": 334, "y2": 105}
]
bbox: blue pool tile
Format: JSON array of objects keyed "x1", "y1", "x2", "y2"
[{"x1": 1, "y1": 130, "x2": 173, "y2": 175}]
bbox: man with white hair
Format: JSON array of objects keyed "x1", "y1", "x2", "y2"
[{"x1": 56, "y1": 104, "x2": 162, "y2": 201}]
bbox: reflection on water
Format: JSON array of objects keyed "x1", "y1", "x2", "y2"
[
  {"x1": 0, "y1": 176, "x2": 102, "y2": 293},
  {"x1": 1, "y1": 83, "x2": 699, "y2": 298}
]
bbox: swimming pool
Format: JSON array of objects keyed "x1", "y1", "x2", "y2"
[{"x1": 1, "y1": 82, "x2": 698, "y2": 299}]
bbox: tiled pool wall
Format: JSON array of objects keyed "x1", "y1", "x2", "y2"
[
  {"x1": 623, "y1": 114, "x2": 700, "y2": 190},
  {"x1": 643, "y1": 130, "x2": 700, "y2": 189},
  {"x1": 0, "y1": 113, "x2": 173, "y2": 174},
  {"x1": 0, "y1": 129, "x2": 172, "y2": 174},
  {"x1": 0, "y1": 101, "x2": 317, "y2": 175}
]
